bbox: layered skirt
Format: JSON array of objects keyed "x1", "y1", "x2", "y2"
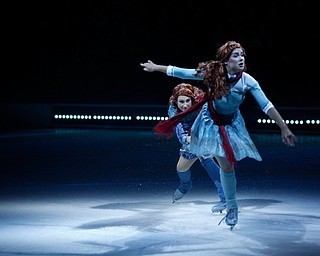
[{"x1": 190, "y1": 103, "x2": 262, "y2": 161}]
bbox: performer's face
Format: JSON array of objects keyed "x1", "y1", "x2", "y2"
[
  {"x1": 177, "y1": 96, "x2": 192, "y2": 112},
  {"x1": 226, "y1": 48, "x2": 245, "y2": 74}
]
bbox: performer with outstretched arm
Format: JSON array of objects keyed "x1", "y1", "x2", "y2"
[{"x1": 140, "y1": 40, "x2": 296, "y2": 229}]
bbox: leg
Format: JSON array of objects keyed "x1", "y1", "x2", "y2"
[
  {"x1": 177, "y1": 156, "x2": 198, "y2": 172},
  {"x1": 199, "y1": 156, "x2": 226, "y2": 213},
  {"x1": 215, "y1": 156, "x2": 238, "y2": 227},
  {"x1": 172, "y1": 156, "x2": 197, "y2": 203},
  {"x1": 172, "y1": 169, "x2": 192, "y2": 203}
]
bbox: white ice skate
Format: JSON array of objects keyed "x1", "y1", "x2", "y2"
[
  {"x1": 211, "y1": 201, "x2": 227, "y2": 213},
  {"x1": 172, "y1": 189, "x2": 184, "y2": 204}
]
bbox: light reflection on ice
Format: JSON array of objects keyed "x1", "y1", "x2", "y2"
[{"x1": 0, "y1": 186, "x2": 319, "y2": 256}]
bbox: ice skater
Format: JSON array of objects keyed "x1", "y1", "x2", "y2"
[
  {"x1": 140, "y1": 40, "x2": 296, "y2": 229},
  {"x1": 168, "y1": 83, "x2": 226, "y2": 213}
]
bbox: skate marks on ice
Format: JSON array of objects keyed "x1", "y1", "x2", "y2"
[
  {"x1": 0, "y1": 196, "x2": 320, "y2": 256},
  {"x1": 76, "y1": 198, "x2": 320, "y2": 256}
]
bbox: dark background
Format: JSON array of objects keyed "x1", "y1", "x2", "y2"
[{"x1": 2, "y1": 0, "x2": 319, "y2": 107}]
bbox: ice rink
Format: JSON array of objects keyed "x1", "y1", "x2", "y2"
[{"x1": 1, "y1": 128, "x2": 319, "y2": 256}]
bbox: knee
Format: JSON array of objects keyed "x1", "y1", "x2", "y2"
[
  {"x1": 176, "y1": 164, "x2": 189, "y2": 172},
  {"x1": 219, "y1": 162, "x2": 234, "y2": 172}
]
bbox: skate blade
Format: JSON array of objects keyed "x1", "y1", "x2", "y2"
[
  {"x1": 211, "y1": 211, "x2": 223, "y2": 216},
  {"x1": 211, "y1": 209, "x2": 225, "y2": 214}
]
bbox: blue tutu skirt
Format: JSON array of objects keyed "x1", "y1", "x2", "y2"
[
  {"x1": 190, "y1": 104, "x2": 262, "y2": 161},
  {"x1": 179, "y1": 144, "x2": 197, "y2": 160}
]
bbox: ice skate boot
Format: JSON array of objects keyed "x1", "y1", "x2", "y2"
[
  {"x1": 211, "y1": 201, "x2": 227, "y2": 213},
  {"x1": 212, "y1": 180, "x2": 226, "y2": 213},
  {"x1": 172, "y1": 170, "x2": 192, "y2": 204},
  {"x1": 225, "y1": 208, "x2": 238, "y2": 228},
  {"x1": 172, "y1": 189, "x2": 185, "y2": 204},
  {"x1": 218, "y1": 208, "x2": 238, "y2": 230}
]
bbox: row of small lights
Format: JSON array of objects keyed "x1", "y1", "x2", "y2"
[
  {"x1": 257, "y1": 119, "x2": 320, "y2": 125},
  {"x1": 54, "y1": 114, "x2": 168, "y2": 121},
  {"x1": 54, "y1": 115, "x2": 319, "y2": 125}
]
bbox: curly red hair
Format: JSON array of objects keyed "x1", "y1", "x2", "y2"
[{"x1": 169, "y1": 83, "x2": 203, "y2": 106}]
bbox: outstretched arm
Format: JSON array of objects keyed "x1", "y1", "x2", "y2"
[
  {"x1": 267, "y1": 107, "x2": 296, "y2": 147},
  {"x1": 140, "y1": 60, "x2": 202, "y2": 80},
  {"x1": 140, "y1": 60, "x2": 168, "y2": 73}
]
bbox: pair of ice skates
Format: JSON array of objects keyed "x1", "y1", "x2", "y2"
[
  {"x1": 172, "y1": 188, "x2": 238, "y2": 229},
  {"x1": 172, "y1": 188, "x2": 227, "y2": 213}
]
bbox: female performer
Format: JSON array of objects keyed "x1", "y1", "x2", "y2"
[
  {"x1": 168, "y1": 83, "x2": 226, "y2": 213},
  {"x1": 140, "y1": 41, "x2": 296, "y2": 229}
]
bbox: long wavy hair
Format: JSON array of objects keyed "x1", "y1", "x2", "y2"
[
  {"x1": 194, "y1": 41, "x2": 246, "y2": 99},
  {"x1": 154, "y1": 41, "x2": 246, "y2": 166}
]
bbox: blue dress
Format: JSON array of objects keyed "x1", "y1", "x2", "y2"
[
  {"x1": 168, "y1": 105, "x2": 197, "y2": 160},
  {"x1": 166, "y1": 66, "x2": 275, "y2": 161}
]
